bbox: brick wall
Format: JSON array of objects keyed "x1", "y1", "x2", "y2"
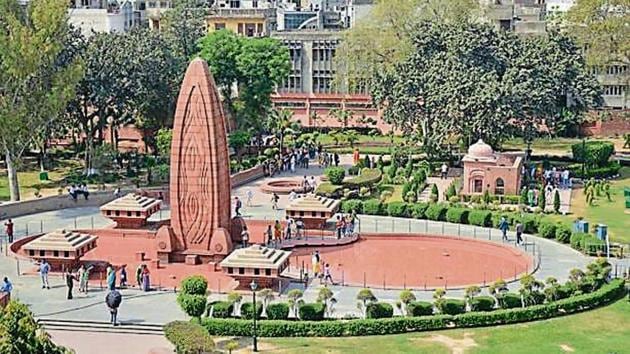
[{"x1": 581, "y1": 114, "x2": 630, "y2": 137}]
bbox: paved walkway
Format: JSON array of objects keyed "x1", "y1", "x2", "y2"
[{"x1": 49, "y1": 330, "x2": 173, "y2": 354}]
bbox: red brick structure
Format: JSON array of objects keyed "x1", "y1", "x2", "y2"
[
  {"x1": 219, "y1": 245, "x2": 291, "y2": 290},
  {"x1": 21, "y1": 229, "x2": 98, "y2": 271},
  {"x1": 462, "y1": 139, "x2": 523, "y2": 196},
  {"x1": 100, "y1": 193, "x2": 161, "y2": 229},
  {"x1": 285, "y1": 194, "x2": 341, "y2": 229},
  {"x1": 581, "y1": 114, "x2": 630, "y2": 137},
  {"x1": 168, "y1": 58, "x2": 233, "y2": 262}
]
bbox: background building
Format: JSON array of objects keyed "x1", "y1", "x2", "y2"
[{"x1": 69, "y1": 0, "x2": 146, "y2": 35}]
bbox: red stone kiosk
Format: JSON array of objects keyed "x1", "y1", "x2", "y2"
[
  {"x1": 220, "y1": 245, "x2": 291, "y2": 290},
  {"x1": 21, "y1": 229, "x2": 98, "y2": 271},
  {"x1": 285, "y1": 194, "x2": 341, "y2": 229},
  {"x1": 100, "y1": 193, "x2": 161, "y2": 228}
]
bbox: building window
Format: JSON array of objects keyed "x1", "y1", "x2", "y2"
[
  {"x1": 107, "y1": 210, "x2": 111, "y2": 215},
  {"x1": 239, "y1": 267, "x2": 244, "y2": 275},
  {"x1": 230, "y1": 0, "x2": 240, "y2": 8},
  {"x1": 29, "y1": 250, "x2": 34, "y2": 256},
  {"x1": 115, "y1": 210, "x2": 120, "y2": 216},
  {"x1": 495, "y1": 178, "x2": 505, "y2": 195},
  {"x1": 227, "y1": 267, "x2": 233, "y2": 274},
  {"x1": 64, "y1": 251, "x2": 69, "y2": 258},
  {"x1": 136, "y1": 211, "x2": 141, "y2": 217},
  {"x1": 257, "y1": 23, "x2": 263, "y2": 35},
  {"x1": 603, "y1": 85, "x2": 624, "y2": 96},
  {"x1": 215, "y1": 23, "x2": 226, "y2": 30},
  {"x1": 252, "y1": 0, "x2": 258, "y2": 8},
  {"x1": 237, "y1": 23, "x2": 243, "y2": 34},
  {"x1": 473, "y1": 179, "x2": 483, "y2": 193},
  {"x1": 127, "y1": 211, "x2": 132, "y2": 217},
  {"x1": 254, "y1": 268, "x2": 260, "y2": 275},
  {"x1": 40, "y1": 250, "x2": 45, "y2": 257},
  {"x1": 54, "y1": 250, "x2": 59, "y2": 257},
  {"x1": 265, "y1": 269, "x2": 271, "y2": 276}
]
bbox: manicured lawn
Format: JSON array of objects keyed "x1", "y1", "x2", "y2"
[
  {"x1": 0, "y1": 159, "x2": 82, "y2": 201},
  {"x1": 264, "y1": 299, "x2": 630, "y2": 353},
  {"x1": 503, "y1": 137, "x2": 625, "y2": 156},
  {"x1": 562, "y1": 167, "x2": 630, "y2": 244}
]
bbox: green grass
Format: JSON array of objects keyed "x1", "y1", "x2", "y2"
[
  {"x1": 0, "y1": 169, "x2": 66, "y2": 201},
  {"x1": 264, "y1": 299, "x2": 630, "y2": 353},
  {"x1": 503, "y1": 137, "x2": 625, "y2": 156}
]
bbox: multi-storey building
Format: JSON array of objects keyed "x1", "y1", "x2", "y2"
[
  {"x1": 146, "y1": 0, "x2": 171, "y2": 30},
  {"x1": 206, "y1": 0, "x2": 277, "y2": 36},
  {"x1": 68, "y1": 0, "x2": 147, "y2": 35}
]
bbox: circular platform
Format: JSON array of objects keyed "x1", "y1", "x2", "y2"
[
  {"x1": 260, "y1": 178, "x2": 305, "y2": 194},
  {"x1": 290, "y1": 234, "x2": 533, "y2": 289}
]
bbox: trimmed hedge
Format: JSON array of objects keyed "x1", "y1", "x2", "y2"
[
  {"x1": 199, "y1": 280, "x2": 624, "y2": 337},
  {"x1": 298, "y1": 303, "x2": 326, "y2": 321},
  {"x1": 366, "y1": 302, "x2": 394, "y2": 319},
  {"x1": 325, "y1": 167, "x2": 346, "y2": 185},
  {"x1": 180, "y1": 275, "x2": 208, "y2": 296},
  {"x1": 425, "y1": 204, "x2": 448, "y2": 221},
  {"x1": 446, "y1": 208, "x2": 469, "y2": 224},
  {"x1": 554, "y1": 224, "x2": 572, "y2": 244},
  {"x1": 165, "y1": 321, "x2": 215, "y2": 354},
  {"x1": 345, "y1": 169, "x2": 382, "y2": 188},
  {"x1": 407, "y1": 301, "x2": 434, "y2": 316},
  {"x1": 207, "y1": 301, "x2": 233, "y2": 318},
  {"x1": 387, "y1": 202, "x2": 408, "y2": 217},
  {"x1": 266, "y1": 303, "x2": 290, "y2": 320},
  {"x1": 571, "y1": 141, "x2": 615, "y2": 169},
  {"x1": 240, "y1": 302, "x2": 263, "y2": 320},
  {"x1": 470, "y1": 296, "x2": 496, "y2": 312},
  {"x1": 500, "y1": 293, "x2": 522, "y2": 309},
  {"x1": 342, "y1": 200, "x2": 363, "y2": 214},
  {"x1": 439, "y1": 299, "x2": 466, "y2": 315},
  {"x1": 468, "y1": 210, "x2": 492, "y2": 227},
  {"x1": 363, "y1": 199, "x2": 383, "y2": 215},
  {"x1": 539, "y1": 220, "x2": 557, "y2": 239}
]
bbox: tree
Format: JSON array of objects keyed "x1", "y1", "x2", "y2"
[
  {"x1": 553, "y1": 190, "x2": 561, "y2": 213},
  {"x1": 356, "y1": 288, "x2": 377, "y2": 318},
  {"x1": 538, "y1": 188, "x2": 547, "y2": 210},
  {"x1": 329, "y1": 108, "x2": 354, "y2": 130},
  {"x1": 396, "y1": 289, "x2": 416, "y2": 316},
  {"x1": 543, "y1": 276, "x2": 560, "y2": 302},
  {"x1": 287, "y1": 289, "x2": 304, "y2": 319},
  {"x1": 519, "y1": 274, "x2": 545, "y2": 307},
  {"x1": 156, "y1": 128, "x2": 173, "y2": 160},
  {"x1": 316, "y1": 286, "x2": 337, "y2": 318},
  {"x1": 267, "y1": 108, "x2": 294, "y2": 154},
  {"x1": 161, "y1": 0, "x2": 209, "y2": 57},
  {"x1": 345, "y1": 130, "x2": 360, "y2": 148},
  {"x1": 228, "y1": 130, "x2": 251, "y2": 163},
  {"x1": 0, "y1": 301, "x2": 71, "y2": 353},
  {"x1": 258, "y1": 288, "x2": 274, "y2": 318},
  {"x1": 0, "y1": 0, "x2": 84, "y2": 201}
]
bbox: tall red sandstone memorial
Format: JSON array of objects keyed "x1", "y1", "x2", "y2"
[{"x1": 169, "y1": 58, "x2": 233, "y2": 260}]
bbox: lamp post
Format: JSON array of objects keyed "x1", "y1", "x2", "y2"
[{"x1": 250, "y1": 279, "x2": 258, "y2": 352}]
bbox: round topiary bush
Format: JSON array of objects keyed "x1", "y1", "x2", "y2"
[
  {"x1": 164, "y1": 321, "x2": 215, "y2": 354},
  {"x1": 363, "y1": 199, "x2": 383, "y2": 215},
  {"x1": 446, "y1": 208, "x2": 469, "y2": 224},
  {"x1": 298, "y1": 303, "x2": 326, "y2": 321},
  {"x1": 468, "y1": 210, "x2": 492, "y2": 227},
  {"x1": 325, "y1": 167, "x2": 346, "y2": 185},
  {"x1": 408, "y1": 203, "x2": 429, "y2": 219},
  {"x1": 538, "y1": 220, "x2": 557, "y2": 239},
  {"x1": 470, "y1": 296, "x2": 496, "y2": 312},
  {"x1": 207, "y1": 301, "x2": 233, "y2": 318},
  {"x1": 499, "y1": 293, "x2": 522, "y2": 309},
  {"x1": 554, "y1": 224, "x2": 572, "y2": 244},
  {"x1": 266, "y1": 303, "x2": 290, "y2": 320},
  {"x1": 425, "y1": 204, "x2": 448, "y2": 221},
  {"x1": 438, "y1": 299, "x2": 466, "y2": 315},
  {"x1": 240, "y1": 302, "x2": 263, "y2": 320},
  {"x1": 366, "y1": 302, "x2": 394, "y2": 319},
  {"x1": 407, "y1": 301, "x2": 433, "y2": 316},
  {"x1": 180, "y1": 275, "x2": 208, "y2": 296},
  {"x1": 177, "y1": 294, "x2": 207, "y2": 319}
]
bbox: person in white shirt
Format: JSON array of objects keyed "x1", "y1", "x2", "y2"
[{"x1": 441, "y1": 163, "x2": 448, "y2": 179}]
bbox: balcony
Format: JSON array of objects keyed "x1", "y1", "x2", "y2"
[{"x1": 208, "y1": 8, "x2": 276, "y2": 19}]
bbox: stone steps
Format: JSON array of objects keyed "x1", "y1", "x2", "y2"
[{"x1": 38, "y1": 318, "x2": 164, "y2": 336}]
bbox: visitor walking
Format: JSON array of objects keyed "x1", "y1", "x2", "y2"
[
  {"x1": 274, "y1": 220, "x2": 282, "y2": 244},
  {"x1": 4, "y1": 219, "x2": 13, "y2": 243},
  {"x1": 312, "y1": 251, "x2": 321, "y2": 278},
  {"x1": 141, "y1": 265, "x2": 150, "y2": 291},
  {"x1": 271, "y1": 193, "x2": 279, "y2": 210},
  {"x1": 498, "y1": 216, "x2": 509, "y2": 241},
  {"x1": 135, "y1": 265, "x2": 143, "y2": 288},
  {"x1": 65, "y1": 270, "x2": 77, "y2": 300},
  {"x1": 39, "y1": 259, "x2": 50, "y2": 289},
  {"x1": 335, "y1": 215, "x2": 343, "y2": 239},
  {"x1": 106, "y1": 265, "x2": 116, "y2": 291},
  {"x1": 515, "y1": 222, "x2": 524, "y2": 245},
  {"x1": 265, "y1": 225, "x2": 273, "y2": 247},
  {"x1": 1, "y1": 277, "x2": 13, "y2": 295},
  {"x1": 246, "y1": 189, "x2": 254, "y2": 207},
  {"x1": 105, "y1": 289, "x2": 122, "y2": 327},
  {"x1": 78, "y1": 265, "x2": 87, "y2": 294},
  {"x1": 120, "y1": 264, "x2": 127, "y2": 288},
  {"x1": 295, "y1": 218, "x2": 305, "y2": 238},
  {"x1": 241, "y1": 226, "x2": 250, "y2": 248},
  {"x1": 323, "y1": 263, "x2": 333, "y2": 285},
  {"x1": 441, "y1": 163, "x2": 448, "y2": 179},
  {"x1": 284, "y1": 217, "x2": 293, "y2": 240},
  {"x1": 79, "y1": 264, "x2": 91, "y2": 294},
  {"x1": 234, "y1": 197, "x2": 242, "y2": 217},
  {"x1": 290, "y1": 155, "x2": 296, "y2": 173},
  {"x1": 334, "y1": 153, "x2": 340, "y2": 167}
]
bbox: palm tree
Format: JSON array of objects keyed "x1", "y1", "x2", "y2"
[
  {"x1": 396, "y1": 289, "x2": 416, "y2": 316},
  {"x1": 317, "y1": 286, "x2": 337, "y2": 318},
  {"x1": 329, "y1": 108, "x2": 354, "y2": 130},
  {"x1": 258, "y1": 288, "x2": 274, "y2": 318},
  {"x1": 345, "y1": 130, "x2": 359, "y2": 148},
  {"x1": 268, "y1": 108, "x2": 294, "y2": 154},
  {"x1": 464, "y1": 285, "x2": 481, "y2": 310},
  {"x1": 287, "y1": 289, "x2": 304, "y2": 319},
  {"x1": 227, "y1": 291, "x2": 243, "y2": 317}
]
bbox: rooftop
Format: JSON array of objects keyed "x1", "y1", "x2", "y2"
[
  {"x1": 285, "y1": 194, "x2": 341, "y2": 213},
  {"x1": 220, "y1": 245, "x2": 291, "y2": 270},
  {"x1": 100, "y1": 193, "x2": 162, "y2": 213},
  {"x1": 23, "y1": 229, "x2": 98, "y2": 253}
]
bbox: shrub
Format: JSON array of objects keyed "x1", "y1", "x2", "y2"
[
  {"x1": 438, "y1": 299, "x2": 466, "y2": 315},
  {"x1": 207, "y1": 301, "x2": 233, "y2": 318},
  {"x1": 266, "y1": 303, "x2": 290, "y2": 320},
  {"x1": 315, "y1": 182, "x2": 343, "y2": 198},
  {"x1": 553, "y1": 190, "x2": 561, "y2": 213},
  {"x1": 470, "y1": 296, "x2": 496, "y2": 312},
  {"x1": 407, "y1": 301, "x2": 433, "y2": 316},
  {"x1": 468, "y1": 210, "x2": 492, "y2": 227},
  {"x1": 177, "y1": 294, "x2": 207, "y2": 319},
  {"x1": 408, "y1": 203, "x2": 429, "y2": 219},
  {"x1": 298, "y1": 303, "x2": 326, "y2": 321},
  {"x1": 570, "y1": 232, "x2": 586, "y2": 250},
  {"x1": 387, "y1": 202, "x2": 408, "y2": 217},
  {"x1": 180, "y1": 275, "x2": 208, "y2": 296},
  {"x1": 164, "y1": 321, "x2": 215, "y2": 354},
  {"x1": 554, "y1": 224, "x2": 572, "y2": 244},
  {"x1": 538, "y1": 220, "x2": 557, "y2": 239},
  {"x1": 500, "y1": 293, "x2": 522, "y2": 309},
  {"x1": 342, "y1": 199, "x2": 363, "y2": 214},
  {"x1": 446, "y1": 208, "x2": 469, "y2": 224},
  {"x1": 515, "y1": 214, "x2": 540, "y2": 234},
  {"x1": 425, "y1": 204, "x2": 447, "y2": 221},
  {"x1": 580, "y1": 233, "x2": 606, "y2": 254},
  {"x1": 363, "y1": 199, "x2": 383, "y2": 215},
  {"x1": 240, "y1": 302, "x2": 263, "y2": 320},
  {"x1": 348, "y1": 165, "x2": 360, "y2": 176},
  {"x1": 366, "y1": 302, "x2": 394, "y2": 319},
  {"x1": 345, "y1": 169, "x2": 382, "y2": 188},
  {"x1": 571, "y1": 141, "x2": 615, "y2": 168},
  {"x1": 325, "y1": 167, "x2": 346, "y2": 185},
  {"x1": 445, "y1": 184, "x2": 456, "y2": 199}
]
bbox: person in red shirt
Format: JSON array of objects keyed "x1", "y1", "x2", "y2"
[{"x1": 4, "y1": 219, "x2": 13, "y2": 243}]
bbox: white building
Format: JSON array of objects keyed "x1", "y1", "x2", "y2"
[{"x1": 68, "y1": 0, "x2": 142, "y2": 36}]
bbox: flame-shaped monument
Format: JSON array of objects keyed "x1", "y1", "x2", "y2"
[{"x1": 168, "y1": 58, "x2": 233, "y2": 261}]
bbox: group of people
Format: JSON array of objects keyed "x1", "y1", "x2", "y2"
[
  {"x1": 310, "y1": 250, "x2": 334, "y2": 285},
  {"x1": 319, "y1": 152, "x2": 340, "y2": 168},
  {"x1": 544, "y1": 167, "x2": 571, "y2": 189},
  {"x1": 68, "y1": 184, "x2": 90, "y2": 201},
  {"x1": 498, "y1": 216, "x2": 524, "y2": 245},
  {"x1": 335, "y1": 214, "x2": 356, "y2": 239}
]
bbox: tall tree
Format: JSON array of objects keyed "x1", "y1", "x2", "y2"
[
  {"x1": 162, "y1": 0, "x2": 209, "y2": 57},
  {"x1": 0, "y1": 0, "x2": 84, "y2": 201}
]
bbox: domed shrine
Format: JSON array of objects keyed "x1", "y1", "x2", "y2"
[{"x1": 462, "y1": 139, "x2": 523, "y2": 195}]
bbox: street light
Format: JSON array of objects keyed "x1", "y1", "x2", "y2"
[{"x1": 250, "y1": 279, "x2": 258, "y2": 352}]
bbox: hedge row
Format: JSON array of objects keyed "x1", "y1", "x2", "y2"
[
  {"x1": 199, "y1": 280, "x2": 624, "y2": 337},
  {"x1": 340, "y1": 198, "x2": 604, "y2": 254},
  {"x1": 164, "y1": 321, "x2": 215, "y2": 354}
]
